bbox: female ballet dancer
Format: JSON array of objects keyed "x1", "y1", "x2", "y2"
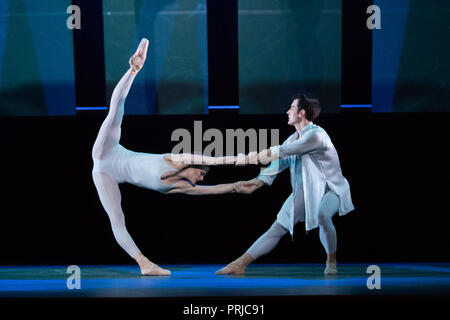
[{"x1": 92, "y1": 39, "x2": 237, "y2": 276}]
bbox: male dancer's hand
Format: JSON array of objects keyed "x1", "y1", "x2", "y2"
[
  {"x1": 235, "y1": 152, "x2": 260, "y2": 166},
  {"x1": 129, "y1": 38, "x2": 149, "y2": 74}
]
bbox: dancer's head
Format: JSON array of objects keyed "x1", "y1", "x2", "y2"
[
  {"x1": 287, "y1": 94, "x2": 321, "y2": 125},
  {"x1": 183, "y1": 165, "x2": 209, "y2": 184}
]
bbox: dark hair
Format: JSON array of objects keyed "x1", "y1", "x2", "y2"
[
  {"x1": 164, "y1": 164, "x2": 209, "y2": 180},
  {"x1": 291, "y1": 93, "x2": 321, "y2": 121}
]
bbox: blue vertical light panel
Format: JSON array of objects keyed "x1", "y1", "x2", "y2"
[
  {"x1": 0, "y1": 0, "x2": 76, "y2": 116},
  {"x1": 103, "y1": 0, "x2": 208, "y2": 115},
  {"x1": 371, "y1": 0, "x2": 409, "y2": 113}
]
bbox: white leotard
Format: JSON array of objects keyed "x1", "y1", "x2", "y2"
[{"x1": 93, "y1": 145, "x2": 177, "y2": 193}]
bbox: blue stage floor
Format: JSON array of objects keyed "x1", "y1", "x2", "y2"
[{"x1": 1, "y1": 263, "x2": 449, "y2": 298}]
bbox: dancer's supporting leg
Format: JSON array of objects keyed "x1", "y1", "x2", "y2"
[
  {"x1": 92, "y1": 171, "x2": 170, "y2": 276},
  {"x1": 317, "y1": 191, "x2": 339, "y2": 275}
]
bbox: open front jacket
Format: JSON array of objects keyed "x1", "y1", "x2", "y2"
[{"x1": 257, "y1": 123, "x2": 354, "y2": 235}]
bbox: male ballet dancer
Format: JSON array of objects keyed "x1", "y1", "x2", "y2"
[{"x1": 216, "y1": 94, "x2": 354, "y2": 275}]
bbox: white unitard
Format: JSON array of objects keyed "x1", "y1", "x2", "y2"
[{"x1": 91, "y1": 69, "x2": 178, "y2": 259}]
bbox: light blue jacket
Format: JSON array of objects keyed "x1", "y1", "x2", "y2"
[{"x1": 257, "y1": 123, "x2": 354, "y2": 235}]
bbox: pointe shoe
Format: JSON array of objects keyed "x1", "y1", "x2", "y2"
[
  {"x1": 129, "y1": 38, "x2": 149, "y2": 73},
  {"x1": 136, "y1": 254, "x2": 171, "y2": 276},
  {"x1": 141, "y1": 264, "x2": 171, "y2": 276},
  {"x1": 324, "y1": 262, "x2": 338, "y2": 275}
]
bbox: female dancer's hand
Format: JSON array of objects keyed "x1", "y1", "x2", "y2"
[
  {"x1": 235, "y1": 153, "x2": 248, "y2": 166},
  {"x1": 234, "y1": 179, "x2": 264, "y2": 194},
  {"x1": 129, "y1": 38, "x2": 149, "y2": 73},
  {"x1": 248, "y1": 151, "x2": 259, "y2": 164}
]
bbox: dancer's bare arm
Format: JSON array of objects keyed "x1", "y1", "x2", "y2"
[
  {"x1": 166, "y1": 181, "x2": 237, "y2": 195},
  {"x1": 167, "y1": 153, "x2": 240, "y2": 166},
  {"x1": 241, "y1": 133, "x2": 324, "y2": 165}
]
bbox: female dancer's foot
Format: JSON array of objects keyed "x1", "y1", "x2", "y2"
[
  {"x1": 215, "y1": 253, "x2": 254, "y2": 275},
  {"x1": 135, "y1": 253, "x2": 171, "y2": 276},
  {"x1": 129, "y1": 38, "x2": 149, "y2": 74}
]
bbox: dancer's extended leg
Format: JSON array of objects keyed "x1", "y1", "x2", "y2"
[
  {"x1": 92, "y1": 171, "x2": 170, "y2": 276},
  {"x1": 91, "y1": 68, "x2": 136, "y2": 159},
  {"x1": 247, "y1": 222, "x2": 288, "y2": 259},
  {"x1": 216, "y1": 187, "x2": 305, "y2": 275},
  {"x1": 215, "y1": 222, "x2": 288, "y2": 275},
  {"x1": 92, "y1": 38, "x2": 148, "y2": 160}
]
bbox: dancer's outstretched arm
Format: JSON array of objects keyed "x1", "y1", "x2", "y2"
[
  {"x1": 167, "y1": 153, "x2": 240, "y2": 166},
  {"x1": 92, "y1": 38, "x2": 149, "y2": 159},
  {"x1": 171, "y1": 178, "x2": 267, "y2": 195},
  {"x1": 226, "y1": 148, "x2": 290, "y2": 194},
  {"x1": 166, "y1": 181, "x2": 237, "y2": 195},
  {"x1": 243, "y1": 132, "x2": 324, "y2": 165},
  {"x1": 166, "y1": 173, "x2": 276, "y2": 195}
]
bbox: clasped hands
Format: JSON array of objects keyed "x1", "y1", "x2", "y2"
[
  {"x1": 235, "y1": 152, "x2": 257, "y2": 166},
  {"x1": 233, "y1": 179, "x2": 263, "y2": 194},
  {"x1": 235, "y1": 149, "x2": 273, "y2": 166}
]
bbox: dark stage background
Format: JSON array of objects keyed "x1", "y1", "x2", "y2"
[{"x1": 1, "y1": 112, "x2": 449, "y2": 265}]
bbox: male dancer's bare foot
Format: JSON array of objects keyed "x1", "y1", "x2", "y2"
[
  {"x1": 324, "y1": 262, "x2": 338, "y2": 275},
  {"x1": 324, "y1": 254, "x2": 338, "y2": 275},
  {"x1": 135, "y1": 253, "x2": 171, "y2": 276},
  {"x1": 215, "y1": 253, "x2": 254, "y2": 275}
]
